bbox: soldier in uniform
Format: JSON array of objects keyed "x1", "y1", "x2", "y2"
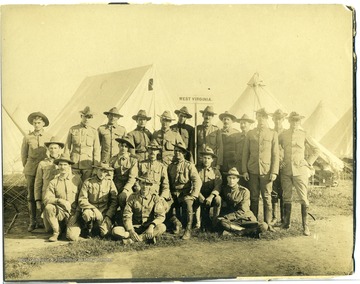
[
  {"x1": 138, "y1": 140, "x2": 172, "y2": 212},
  {"x1": 21, "y1": 111, "x2": 53, "y2": 232},
  {"x1": 269, "y1": 109, "x2": 287, "y2": 226},
  {"x1": 236, "y1": 114, "x2": 255, "y2": 188},
  {"x1": 279, "y1": 112, "x2": 319, "y2": 236},
  {"x1": 167, "y1": 141, "x2": 202, "y2": 240},
  {"x1": 112, "y1": 176, "x2": 167, "y2": 244},
  {"x1": 98, "y1": 107, "x2": 126, "y2": 163},
  {"x1": 76, "y1": 163, "x2": 118, "y2": 238},
  {"x1": 43, "y1": 153, "x2": 82, "y2": 242},
  {"x1": 65, "y1": 106, "x2": 100, "y2": 181},
  {"x1": 194, "y1": 147, "x2": 222, "y2": 231},
  {"x1": 196, "y1": 106, "x2": 223, "y2": 167},
  {"x1": 34, "y1": 136, "x2": 64, "y2": 229},
  {"x1": 242, "y1": 108, "x2": 279, "y2": 231},
  {"x1": 128, "y1": 110, "x2": 152, "y2": 162},
  {"x1": 217, "y1": 168, "x2": 268, "y2": 238},
  {"x1": 153, "y1": 111, "x2": 184, "y2": 166},
  {"x1": 109, "y1": 135, "x2": 138, "y2": 210},
  {"x1": 170, "y1": 106, "x2": 195, "y2": 162}
]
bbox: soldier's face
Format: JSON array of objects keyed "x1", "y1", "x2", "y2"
[
  {"x1": 137, "y1": 118, "x2": 147, "y2": 127},
  {"x1": 177, "y1": 114, "x2": 187, "y2": 124},
  {"x1": 290, "y1": 120, "x2": 301, "y2": 129},
  {"x1": 256, "y1": 114, "x2": 268, "y2": 127},
  {"x1": 202, "y1": 112, "x2": 214, "y2": 123},
  {"x1": 48, "y1": 144, "x2": 61, "y2": 157},
  {"x1": 81, "y1": 115, "x2": 93, "y2": 126},
  {"x1": 140, "y1": 181, "x2": 152, "y2": 196},
  {"x1": 148, "y1": 149, "x2": 159, "y2": 161},
  {"x1": 222, "y1": 117, "x2": 233, "y2": 128},
  {"x1": 227, "y1": 175, "x2": 239, "y2": 187},
  {"x1": 96, "y1": 169, "x2": 108, "y2": 180},
  {"x1": 161, "y1": 118, "x2": 171, "y2": 129},
  {"x1": 107, "y1": 114, "x2": 119, "y2": 125},
  {"x1": 273, "y1": 117, "x2": 284, "y2": 127},
  {"x1": 240, "y1": 121, "x2": 249, "y2": 132},
  {"x1": 32, "y1": 118, "x2": 45, "y2": 131},
  {"x1": 118, "y1": 143, "x2": 129, "y2": 155},
  {"x1": 202, "y1": 155, "x2": 213, "y2": 167},
  {"x1": 174, "y1": 149, "x2": 185, "y2": 160},
  {"x1": 57, "y1": 162, "x2": 70, "y2": 174}
]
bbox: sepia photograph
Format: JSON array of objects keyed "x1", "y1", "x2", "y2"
[{"x1": 1, "y1": 2, "x2": 356, "y2": 282}]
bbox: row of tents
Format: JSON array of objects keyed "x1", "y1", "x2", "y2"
[{"x1": 2, "y1": 65, "x2": 353, "y2": 185}]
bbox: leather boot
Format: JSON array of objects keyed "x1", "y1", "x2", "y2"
[
  {"x1": 264, "y1": 205, "x2": 276, "y2": 232},
  {"x1": 27, "y1": 201, "x2": 37, "y2": 232},
  {"x1": 301, "y1": 204, "x2": 311, "y2": 236},
  {"x1": 182, "y1": 212, "x2": 193, "y2": 240},
  {"x1": 85, "y1": 221, "x2": 93, "y2": 238},
  {"x1": 280, "y1": 198, "x2": 284, "y2": 223},
  {"x1": 212, "y1": 205, "x2": 221, "y2": 229},
  {"x1": 170, "y1": 216, "x2": 182, "y2": 235},
  {"x1": 271, "y1": 202, "x2": 278, "y2": 225},
  {"x1": 281, "y1": 203, "x2": 292, "y2": 229},
  {"x1": 36, "y1": 209, "x2": 45, "y2": 229},
  {"x1": 250, "y1": 200, "x2": 259, "y2": 219}
]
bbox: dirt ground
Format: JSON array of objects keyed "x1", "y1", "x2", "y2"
[{"x1": 3, "y1": 180, "x2": 355, "y2": 280}]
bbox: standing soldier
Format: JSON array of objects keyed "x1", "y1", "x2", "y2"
[
  {"x1": 153, "y1": 111, "x2": 184, "y2": 166},
  {"x1": 128, "y1": 110, "x2": 152, "y2": 162},
  {"x1": 167, "y1": 141, "x2": 202, "y2": 240},
  {"x1": 43, "y1": 153, "x2": 82, "y2": 242},
  {"x1": 138, "y1": 140, "x2": 172, "y2": 211},
  {"x1": 21, "y1": 111, "x2": 53, "y2": 232},
  {"x1": 236, "y1": 114, "x2": 255, "y2": 188},
  {"x1": 270, "y1": 109, "x2": 287, "y2": 226},
  {"x1": 170, "y1": 106, "x2": 195, "y2": 162},
  {"x1": 242, "y1": 108, "x2": 279, "y2": 231},
  {"x1": 196, "y1": 106, "x2": 223, "y2": 167},
  {"x1": 34, "y1": 136, "x2": 64, "y2": 229},
  {"x1": 279, "y1": 112, "x2": 319, "y2": 236},
  {"x1": 65, "y1": 106, "x2": 100, "y2": 181},
  {"x1": 98, "y1": 107, "x2": 126, "y2": 163}
]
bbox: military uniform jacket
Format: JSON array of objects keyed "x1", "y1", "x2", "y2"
[
  {"x1": 110, "y1": 153, "x2": 138, "y2": 194},
  {"x1": 128, "y1": 126, "x2": 152, "y2": 160},
  {"x1": 78, "y1": 176, "x2": 118, "y2": 218},
  {"x1": 123, "y1": 192, "x2": 166, "y2": 231},
  {"x1": 221, "y1": 184, "x2": 256, "y2": 221},
  {"x1": 153, "y1": 128, "x2": 184, "y2": 165},
  {"x1": 279, "y1": 128, "x2": 320, "y2": 176},
  {"x1": 170, "y1": 123, "x2": 195, "y2": 161},
  {"x1": 196, "y1": 123, "x2": 223, "y2": 166},
  {"x1": 44, "y1": 173, "x2": 82, "y2": 215},
  {"x1": 21, "y1": 130, "x2": 53, "y2": 176},
  {"x1": 220, "y1": 127, "x2": 241, "y2": 171},
  {"x1": 138, "y1": 159, "x2": 171, "y2": 200},
  {"x1": 242, "y1": 127, "x2": 279, "y2": 175},
  {"x1": 235, "y1": 131, "x2": 247, "y2": 173},
  {"x1": 197, "y1": 166, "x2": 222, "y2": 198},
  {"x1": 98, "y1": 123, "x2": 126, "y2": 163},
  {"x1": 34, "y1": 156, "x2": 60, "y2": 202},
  {"x1": 168, "y1": 159, "x2": 202, "y2": 198},
  {"x1": 66, "y1": 123, "x2": 100, "y2": 170}
]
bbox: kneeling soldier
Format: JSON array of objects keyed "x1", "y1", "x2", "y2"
[
  {"x1": 77, "y1": 163, "x2": 118, "y2": 238},
  {"x1": 43, "y1": 153, "x2": 82, "y2": 242},
  {"x1": 112, "y1": 176, "x2": 166, "y2": 244},
  {"x1": 217, "y1": 168, "x2": 268, "y2": 238}
]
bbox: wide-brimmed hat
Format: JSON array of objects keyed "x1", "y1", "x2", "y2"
[
  {"x1": 287, "y1": 111, "x2": 305, "y2": 121},
  {"x1": 199, "y1": 146, "x2": 217, "y2": 159},
  {"x1": 173, "y1": 141, "x2": 189, "y2": 153},
  {"x1": 132, "y1": 109, "x2": 151, "y2": 121},
  {"x1": 136, "y1": 175, "x2": 155, "y2": 185},
  {"x1": 219, "y1": 111, "x2": 237, "y2": 122},
  {"x1": 54, "y1": 153, "x2": 74, "y2": 165},
  {"x1": 175, "y1": 106, "x2": 192, "y2": 119},
  {"x1": 115, "y1": 135, "x2": 135, "y2": 149},
  {"x1": 200, "y1": 106, "x2": 217, "y2": 115},
  {"x1": 271, "y1": 109, "x2": 288, "y2": 119},
  {"x1": 79, "y1": 106, "x2": 95, "y2": 117},
  {"x1": 255, "y1": 108, "x2": 270, "y2": 117},
  {"x1": 224, "y1": 167, "x2": 241, "y2": 178},
  {"x1": 27, "y1": 112, "x2": 49, "y2": 127},
  {"x1": 44, "y1": 136, "x2": 65, "y2": 148},
  {"x1": 146, "y1": 140, "x2": 161, "y2": 151},
  {"x1": 103, "y1": 107, "x2": 123, "y2": 118},
  {"x1": 92, "y1": 162, "x2": 114, "y2": 171},
  {"x1": 237, "y1": 114, "x2": 255, "y2": 124},
  {"x1": 157, "y1": 110, "x2": 175, "y2": 121}
]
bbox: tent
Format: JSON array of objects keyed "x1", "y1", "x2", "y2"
[
  {"x1": 302, "y1": 100, "x2": 338, "y2": 141},
  {"x1": 49, "y1": 64, "x2": 178, "y2": 141},
  {"x1": 320, "y1": 107, "x2": 353, "y2": 159}
]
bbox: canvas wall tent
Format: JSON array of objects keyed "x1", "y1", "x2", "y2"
[
  {"x1": 320, "y1": 107, "x2": 353, "y2": 159},
  {"x1": 302, "y1": 100, "x2": 338, "y2": 141},
  {"x1": 49, "y1": 64, "x2": 178, "y2": 141}
]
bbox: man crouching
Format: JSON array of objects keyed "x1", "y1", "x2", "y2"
[
  {"x1": 217, "y1": 168, "x2": 268, "y2": 238},
  {"x1": 112, "y1": 176, "x2": 166, "y2": 244}
]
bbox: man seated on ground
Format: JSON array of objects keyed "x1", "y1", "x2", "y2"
[
  {"x1": 43, "y1": 153, "x2": 82, "y2": 242},
  {"x1": 76, "y1": 162, "x2": 118, "y2": 238},
  {"x1": 112, "y1": 176, "x2": 166, "y2": 244},
  {"x1": 217, "y1": 168, "x2": 268, "y2": 238},
  {"x1": 194, "y1": 147, "x2": 222, "y2": 231}
]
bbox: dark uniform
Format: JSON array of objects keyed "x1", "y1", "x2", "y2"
[
  {"x1": 128, "y1": 126, "x2": 152, "y2": 162},
  {"x1": 153, "y1": 128, "x2": 184, "y2": 166},
  {"x1": 219, "y1": 127, "x2": 241, "y2": 173},
  {"x1": 170, "y1": 123, "x2": 195, "y2": 162},
  {"x1": 98, "y1": 124, "x2": 126, "y2": 163},
  {"x1": 196, "y1": 123, "x2": 223, "y2": 167}
]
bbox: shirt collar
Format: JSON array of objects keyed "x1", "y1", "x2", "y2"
[
  {"x1": 32, "y1": 129, "x2": 44, "y2": 136},
  {"x1": 136, "y1": 126, "x2": 146, "y2": 131},
  {"x1": 106, "y1": 123, "x2": 117, "y2": 129},
  {"x1": 80, "y1": 122, "x2": 88, "y2": 128}
]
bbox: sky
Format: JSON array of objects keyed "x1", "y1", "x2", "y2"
[{"x1": 2, "y1": 4, "x2": 354, "y2": 132}]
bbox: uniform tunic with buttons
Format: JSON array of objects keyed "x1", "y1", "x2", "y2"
[
  {"x1": 21, "y1": 130, "x2": 53, "y2": 176},
  {"x1": 98, "y1": 123, "x2": 126, "y2": 163},
  {"x1": 197, "y1": 166, "x2": 222, "y2": 199},
  {"x1": 128, "y1": 126, "x2": 152, "y2": 162},
  {"x1": 196, "y1": 123, "x2": 223, "y2": 166},
  {"x1": 123, "y1": 192, "x2": 166, "y2": 231},
  {"x1": 153, "y1": 128, "x2": 184, "y2": 166},
  {"x1": 235, "y1": 131, "x2": 248, "y2": 174},
  {"x1": 66, "y1": 123, "x2": 100, "y2": 170},
  {"x1": 78, "y1": 176, "x2": 118, "y2": 218},
  {"x1": 110, "y1": 153, "x2": 138, "y2": 195},
  {"x1": 220, "y1": 128, "x2": 241, "y2": 172},
  {"x1": 170, "y1": 123, "x2": 195, "y2": 161}
]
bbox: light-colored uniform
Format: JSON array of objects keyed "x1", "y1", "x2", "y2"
[
  {"x1": 98, "y1": 123, "x2": 126, "y2": 163},
  {"x1": 153, "y1": 128, "x2": 184, "y2": 166}
]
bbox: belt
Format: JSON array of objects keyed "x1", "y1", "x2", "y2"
[{"x1": 135, "y1": 150, "x2": 147, "y2": 154}]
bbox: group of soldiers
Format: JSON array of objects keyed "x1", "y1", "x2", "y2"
[{"x1": 21, "y1": 104, "x2": 319, "y2": 243}]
